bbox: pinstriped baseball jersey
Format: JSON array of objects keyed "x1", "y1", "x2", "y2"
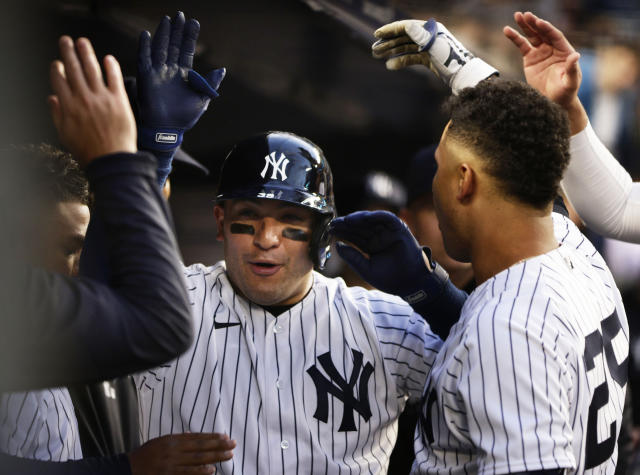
[
  {"x1": 413, "y1": 213, "x2": 628, "y2": 474},
  {"x1": 136, "y1": 262, "x2": 443, "y2": 474},
  {"x1": 0, "y1": 388, "x2": 82, "y2": 461}
]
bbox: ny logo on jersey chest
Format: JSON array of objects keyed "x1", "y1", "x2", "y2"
[
  {"x1": 306, "y1": 349, "x2": 373, "y2": 432},
  {"x1": 260, "y1": 151, "x2": 289, "y2": 181}
]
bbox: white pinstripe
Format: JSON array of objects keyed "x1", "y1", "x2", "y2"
[
  {"x1": 0, "y1": 388, "x2": 82, "y2": 461},
  {"x1": 137, "y1": 263, "x2": 443, "y2": 474},
  {"x1": 412, "y1": 213, "x2": 628, "y2": 474}
]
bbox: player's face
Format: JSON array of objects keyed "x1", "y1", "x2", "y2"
[
  {"x1": 36, "y1": 201, "x2": 90, "y2": 276},
  {"x1": 215, "y1": 199, "x2": 315, "y2": 306},
  {"x1": 432, "y1": 124, "x2": 470, "y2": 262}
]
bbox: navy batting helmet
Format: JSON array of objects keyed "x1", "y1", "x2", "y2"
[{"x1": 216, "y1": 131, "x2": 336, "y2": 269}]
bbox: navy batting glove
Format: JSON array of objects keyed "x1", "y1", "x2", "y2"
[
  {"x1": 330, "y1": 210, "x2": 467, "y2": 337},
  {"x1": 137, "y1": 12, "x2": 225, "y2": 185}
]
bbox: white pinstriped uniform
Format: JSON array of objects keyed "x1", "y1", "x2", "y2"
[
  {"x1": 136, "y1": 262, "x2": 443, "y2": 474},
  {"x1": 0, "y1": 389, "x2": 82, "y2": 461},
  {"x1": 413, "y1": 213, "x2": 629, "y2": 474}
]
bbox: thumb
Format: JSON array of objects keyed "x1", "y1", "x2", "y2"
[
  {"x1": 565, "y1": 52, "x2": 581, "y2": 88},
  {"x1": 336, "y1": 242, "x2": 370, "y2": 274},
  {"x1": 206, "y1": 67, "x2": 226, "y2": 90},
  {"x1": 187, "y1": 69, "x2": 219, "y2": 98},
  {"x1": 405, "y1": 20, "x2": 432, "y2": 49}
]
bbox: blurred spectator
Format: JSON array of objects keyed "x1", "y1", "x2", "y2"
[{"x1": 579, "y1": 44, "x2": 640, "y2": 176}]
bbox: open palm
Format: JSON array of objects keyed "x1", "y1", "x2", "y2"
[{"x1": 504, "y1": 11, "x2": 581, "y2": 108}]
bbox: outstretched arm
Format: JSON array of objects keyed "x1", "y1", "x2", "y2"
[
  {"x1": 330, "y1": 211, "x2": 467, "y2": 338},
  {"x1": 504, "y1": 11, "x2": 640, "y2": 242},
  {"x1": 0, "y1": 36, "x2": 192, "y2": 391}
]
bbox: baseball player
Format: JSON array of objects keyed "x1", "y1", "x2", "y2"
[
  {"x1": 126, "y1": 9, "x2": 476, "y2": 473},
  {"x1": 335, "y1": 19, "x2": 629, "y2": 474},
  {"x1": 0, "y1": 146, "x2": 88, "y2": 462},
  {"x1": 0, "y1": 35, "x2": 192, "y2": 394},
  {"x1": 135, "y1": 130, "x2": 457, "y2": 474}
]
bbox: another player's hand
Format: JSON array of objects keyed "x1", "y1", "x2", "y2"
[
  {"x1": 128, "y1": 432, "x2": 235, "y2": 475},
  {"x1": 503, "y1": 11, "x2": 581, "y2": 110},
  {"x1": 372, "y1": 19, "x2": 498, "y2": 95},
  {"x1": 330, "y1": 211, "x2": 448, "y2": 304},
  {"x1": 137, "y1": 11, "x2": 225, "y2": 132},
  {"x1": 48, "y1": 36, "x2": 137, "y2": 166}
]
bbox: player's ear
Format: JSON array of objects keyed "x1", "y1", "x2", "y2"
[
  {"x1": 456, "y1": 163, "x2": 474, "y2": 203},
  {"x1": 214, "y1": 205, "x2": 225, "y2": 241}
]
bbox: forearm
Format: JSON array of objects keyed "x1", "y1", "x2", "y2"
[
  {"x1": 564, "y1": 97, "x2": 589, "y2": 136},
  {"x1": 0, "y1": 453, "x2": 131, "y2": 475},
  {"x1": 561, "y1": 122, "x2": 640, "y2": 243},
  {"x1": 75, "y1": 151, "x2": 192, "y2": 377}
]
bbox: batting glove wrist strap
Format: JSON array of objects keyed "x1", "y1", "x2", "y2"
[
  {"x1": 138, "y1": 127, "x2": 184, "y2": 186},
  {"x1": 449, "y1": 57, "x2": 499, "y2": 95},
  {"x1": 408, "y1": 249, "x2": 468, "y2": 338},
  {"x1": 139, "y1": 127, "x2": 185, "y2": 152},
  {"x1": 403, "y1": 246, "x2": 449, "y2": 304}
]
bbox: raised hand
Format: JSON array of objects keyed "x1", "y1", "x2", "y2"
[
  {"x1": 48, "y1": 36, "x2": 136, "y2": 166},
  {"x1": 137, "y1": 11, "x2": 225, "y2": 184},
  {"x1": 137, "y1": 11, "x2": 225, "y2": 131},
  {"x1": 503, "y1": 11, "x2": 581, "y2": 109},
  {"x1": 129, "y1": 432, "x2": 236, "y2": 475},
  {"x1": 372, "y1": 19, "x2": 498, "y2": 95}
]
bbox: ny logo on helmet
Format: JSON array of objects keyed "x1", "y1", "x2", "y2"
[{"x1": 260, "y1": 151, "x2": 290, "y2": 181}]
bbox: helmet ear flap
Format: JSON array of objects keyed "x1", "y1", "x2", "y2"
[{"x1": 311, "y1": 214, "x2": 334, "y2": 270}]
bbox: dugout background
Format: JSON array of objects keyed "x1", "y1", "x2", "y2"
[{"x1": 2, "y1": 0, "x2": 639, "y2": 265}]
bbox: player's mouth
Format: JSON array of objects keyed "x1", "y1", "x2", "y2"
[{"x1": 248, "y1": 260, "x2": 282, "y2": 276}]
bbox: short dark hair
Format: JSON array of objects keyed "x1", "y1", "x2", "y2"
[
  {"x1": 445, "y1": 79, "x2": 570, "y2": 209},
  {"x1": 14, "y1": 143, "x2": 89, "y2": 206}
]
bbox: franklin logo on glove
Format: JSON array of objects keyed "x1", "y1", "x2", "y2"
[{"x1": 155, "y1": 132, "x2": 178, "y2": 144}]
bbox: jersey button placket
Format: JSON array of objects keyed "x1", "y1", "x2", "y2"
[{"x1": 265, "y1": 316, "x2": 285, "y2": 472}]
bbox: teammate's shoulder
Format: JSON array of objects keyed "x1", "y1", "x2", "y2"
[
  {"x1": 552, "y1": 211, "x2": 598, "y2": 257},
  {"x1": 314, "y1": 272, "x2": 412, "y2": 312},
  {"x1": 552, "y1": 211, "x2": 613, "y2": 277},
  {"x1": 466, "y1": 251, "x2": 568, "y2": 321}
]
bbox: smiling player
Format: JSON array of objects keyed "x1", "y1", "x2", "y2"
[{"x1": 135, "y1": 131, "x2": 446, "y2": 474}]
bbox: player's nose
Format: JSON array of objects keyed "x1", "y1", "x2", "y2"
[{"x1": 253, "y1": 217, "x2": 281, "y2": 249}]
